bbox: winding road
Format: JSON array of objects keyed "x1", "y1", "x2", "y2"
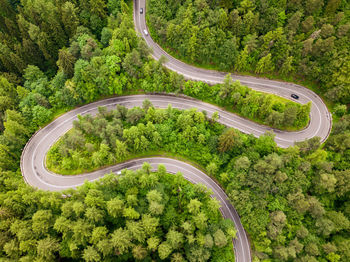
[
  {"x1": 134, "y1": 0, "x2": 332, "y2": 147},
  {"x1": 20, "y1": 2, "x2": 334, "y2": 262},
  {"x1": 21, "y1": 94, "x2": 252, "y2": 261}
]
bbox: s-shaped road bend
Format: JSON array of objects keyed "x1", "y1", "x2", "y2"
[
  {"x1": 20, "y1": 2, "x2": 333, "y2": 262},
  {"x1": 134, "y1": 0, "x2": 332, "y2": 148},
  {"x1": 21, "y1": 95, "x2": 252, "y2": 262},
  {"x1": 21, "y1": 92, "x2": 329, "y2": 262}
]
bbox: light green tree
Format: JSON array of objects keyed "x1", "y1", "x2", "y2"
[
  {"x1": 255, "y1": 53, "x2": 275, "y2": 74},
  {"x1": 158, "y1": 242, "x2": 173, "y2": 260},
  {"x1": 82, "y1": 246, "x2": 101, "y2": 262},
  {"x1": 111, "y1": 228, "x2": 133, "y2": 254}
]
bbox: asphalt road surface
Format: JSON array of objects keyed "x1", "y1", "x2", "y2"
[
  {"x1": 134, "y1": 0, "x2": 332, "y2": 148},
  {"x1": 20, "y1": 2, "x2": 334, "y2": 262},
  {"x1": 133, "y1": 2, "x2": 332, "y2": 260},
  {"x1": 21, "y1": 94, "x2": 255, "y2": 260},
  {"x1": 21, "y1": 95, "x2": 258, "y2": 261},
  {"x1": 21, "y1": 91, "x2": 332, "y2": 262}
]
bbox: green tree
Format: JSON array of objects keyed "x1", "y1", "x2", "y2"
[
  {"x1": 206, "y1": 162, "x2": 218, "y2": 176},
  {"x1": 61, "y1": 2, "x2": 79, "y2": 38},
  {"x1": 158, "y1": 242, "x2": 173, "y2": 260},
  {"x1": 36, "y1": 237, "x2": 59, "y2": 261},
  {"x1": 167, "y1": 230, "x2": 184, "y2": 249},
  {"x1": 235, "y1": 46, "x2": 249, "y2": 72},
  {"x1": 123, "y1": 207, "x2": 140, "y2": 219},
  {"x1": 187, "y1": 32, "x2": 198, "y2": 62},
  {"x1": 147, "y1": 237, "x2": 160, "y2": 251},
  {"x1": 115, "y1": 139, "x2": 128, "y2": 161},
  {"x1": 301, "y1": 16, "x2": 314, "y2": 33},
  {"x1": 32, "y1": 105, "x2": 52, "y2": 126},
  {"x1": 280, "y1": 56, "x2": 294, "y2": 76},
  {"x1": 57, "y1": 48, "x2": 76, "y2": 77},
  {"x1": 111, "y1": 228, "x2": 133, "y2": 254},
  {"x1": 213, "y1": 229, "x2": 227, "y2": 248},
  {"x1": 32, "y1": 210, "x2": 53, "y2": 237},
  {"x1": 83, "y1": 246, "x2": 101, "y2": 262},
  {"x1": 333, "y1": 104, "x2": 347, "y2": 117},
  {"x1": 91, "y1": 227, "x2": 108, "y2": 245},
  {"x1": 255, "y1": 54, "x2": 275, "y2": 74},
  {"x1": 132, "y1": 245, "x2": 147, "y2": 260},
  {"x1": 218, "y1": 128, "x2": 240, "y2": 152},
  {"x1": 283, "y1": 104, "x2": 298, "y2": 127}
]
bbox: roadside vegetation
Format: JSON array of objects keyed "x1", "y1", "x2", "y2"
[
  {"x1": 0, "y1": 0, "x2": 309, "y2": 137},
  {"x1": 0, "y1": 0, "x2": 349, "y2": 261},
  {"x1": 47, "y1": 102, "x2": 308, "y2": 175},
  {"x1": 0, "y1": 165, "x2": 235, "y2": 261},
  {"x1": 48, "y1": 104, "x2": 350, "y2": 261},
  {"x1": 147, "y1": 0, "x2": 350, "y2": 104},
  {"x1": 183, "y1": 75, "x2": 310, "y2": 130}
]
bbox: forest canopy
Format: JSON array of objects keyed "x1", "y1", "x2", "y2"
[
  {"x1": 147, "y1": 0, "x2": 350, "y2": 103},
  {"x1": 47, "y1": 104, "x2": 350, "y2": 261},
  {"x1": 0, "y1": 0, "x2": 350, "y2": 261},
  {"x1": 0, "y1": 164, "x2": 235, "y2": 261},
  {"x1": 0, "y1": 0, "x2": 308, "y2": 139}
]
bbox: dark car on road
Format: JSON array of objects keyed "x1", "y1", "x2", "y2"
[
  {"x1": 291, "y1": 94, "x2": 299, "y2": 99},
  {"x1": 140, "y1": 8, "x2": 143, "y2": 14}
]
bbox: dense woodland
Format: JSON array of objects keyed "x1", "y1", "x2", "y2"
[
  {"x1": 147, "y1": 0, "x2": 350, "y2": 103},
  {"x1": 48, "y1": 105, "x2": 350, "y2": 261},
  {"x1": 0, "y1": 0, "x2": 309, "y2": 138},
  {"x1": 0, "y1": 165, "x2": 236, "y2": 261},
  {"x1": 0, "y1": 0, "x2": 350, "y2": 261}
]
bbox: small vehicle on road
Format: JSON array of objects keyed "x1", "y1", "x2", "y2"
[
  {"x1": 291, "y1": 94, "x2": 299, "y2": 99},
  {"x1": 143, "y1": 29, "x2": 148, "y2": 36},
  {"x1": 140, "y1": 8, "x2": 143, "y2": 14}
]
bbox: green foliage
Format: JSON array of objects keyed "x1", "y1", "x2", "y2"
[
  {"x1": 47, "y1": 104, "x2": 350, "y2": 261},
  {"x1": 0, "y1": 1, "x2": 349, "y2": 262},
  {"x1": 334, "y1": 104, "x2": 347, "y2": 117},
  {"x1": 182, "y1": 75, "x2": 310, "y2": 130},
  {"x1": 2, "y1": 4, "x2": 307, "y2": 141},
  {"x1": 0, "y1": 0, "x2": 109, "y2": 75},
  {"x1": 0, "y1": 167, "x2": 233, "y2": 261},
  {"x1": 147, "y1": 0, "x2": 350, "y2": 103}
]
